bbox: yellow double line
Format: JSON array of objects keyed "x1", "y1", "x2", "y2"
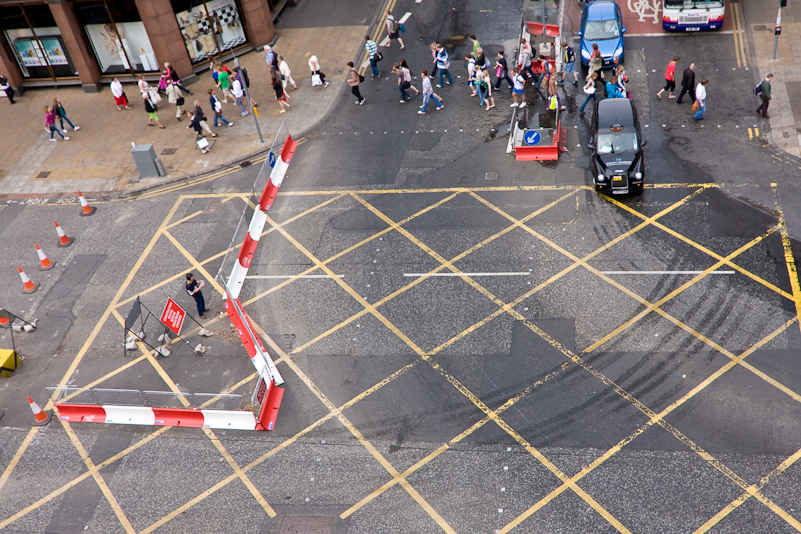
[{"x1": 731, "y1": 2, "x2": 748, "y2": 68}]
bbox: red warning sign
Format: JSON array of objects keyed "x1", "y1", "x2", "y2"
[{"x1": 160, "y1": 298, "x2": 186, "y2": 336}]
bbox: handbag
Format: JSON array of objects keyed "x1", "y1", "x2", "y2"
[
  {"x1": 691, "y1": 99, "x2": 699, "y2": 111},
  {"x1": 401, "y1": 80, "x2": 411, "y2": 89},
  {"x1": 374, "y1": 51, "x2": 383, "y2": 62},
  {"x1": 176, "y1": 95, "x2": 185, "y2": 106},
  {"x1": 311, "y1": 74, "x2": 323, "y2": 86}
]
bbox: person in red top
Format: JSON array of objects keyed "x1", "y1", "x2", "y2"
[
  {"x1": 44, "y1": 106, "x2": 69, "y2": 142},
  {"x1": 657, "y1": 56, "x2": 679, "y2": 99}
]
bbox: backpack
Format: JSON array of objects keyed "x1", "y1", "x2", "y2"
[
  {"x1": 565, "y1": 46, "x2": 576, "y2": 63},
  {"x1": 754, "y1": 79, "x2": 764, "y2": 96},
  {"x1": 391, "y1": 19, "x2": 400, "y2": 33}
]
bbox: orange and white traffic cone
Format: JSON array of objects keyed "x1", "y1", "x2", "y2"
[
  {"x1": 18, "y1": 267, "x2": 39, "y2": 294},
  {"x1": 54, "y1": 221, "x2": 74, "y2": 247},
  {"x1": 78, "y1": 191, "x2": 96, "y2": 217},
  {"x1": 27, "y1": 396, "x2": 52, "y2": 426},
  {"x1": 35, "y1": 244, "x2": 55, "y2": 271},
  {"x1": 0, "y1": 315, "x2": 10, "y2": 328}
]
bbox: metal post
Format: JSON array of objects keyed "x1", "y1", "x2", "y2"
[
  {"x1": 233, "y1": 56, "x2": 264, "y2": 144},
  {"x1": 772, "y1": 7, "x2": 781, "y2": 60},
  {"x1": 542, "y1": 0, "x2": 547, "y2": 39}
]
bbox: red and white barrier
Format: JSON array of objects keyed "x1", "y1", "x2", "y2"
[
  {"x1": 223, "y1": 294, "x2": 284, "y2": 386},
  {"x1": 55, "y1": 403, "x2": 256, "y2": 431},
  {"x1": 228, "y1": 136, "x2": 298, "y2": 300}
]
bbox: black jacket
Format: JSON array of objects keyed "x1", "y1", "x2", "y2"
[
  {"x1": 681, "y1": 67, "x2": 695, "y2": 90},
  {"x1": 144, "y1": 98, "x2": 157, "y2": 113}
]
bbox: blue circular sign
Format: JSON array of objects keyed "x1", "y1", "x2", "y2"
[
  {"x1": 523, "y1": 130, "x2": 541, "y2": 146},
  {"x1": 268, "y1": 152, "x2": 277, "y2": 168}
]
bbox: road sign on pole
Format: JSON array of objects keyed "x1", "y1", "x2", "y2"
[{"x1": 160, "y1": 298, "x2": 187, "y2": 336}]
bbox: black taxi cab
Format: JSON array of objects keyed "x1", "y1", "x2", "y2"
[{"x1": 589, "y1": 98, "x2": 646, "y2": 194}]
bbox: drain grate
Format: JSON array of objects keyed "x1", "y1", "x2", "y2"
[
  {"x1": 161, "y1": 148, "x2": 177, "y2": 155},
  {"x1": 485, "y1": 172, "x2": 498, "y2": 181},
  {"x1": 277, "y1": 515, "x2": 335, "y2": 534},
  {"x1": 36, "y1": 171, "x2": 51, "y2": 179}
]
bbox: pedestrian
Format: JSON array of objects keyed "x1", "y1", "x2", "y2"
[
  {"x1": 307, "y1": 53, "x2": 329, "y2": 87},
  {"x1": 208, "y1": 88, "x2": 233, "y2": 127},
  {"x1": 110, "y1": 77, "x2": 131, "y2": 110},
  {"x1": 231, "y1": 68, "x2": 248, "y2": 116},
  {"x1": 234, "y1": 65, "x2": 258, "y2": 108},
  {"x1": 588, "y1": 44, "x2": 603, "y2": 82},
  {"x1": 614, "y1": 65, "x2": 628, "y2": 97},
  {"x1": 474, "y1": 48, "x2": 488, "y2": 71},
  {"x1": 519, "y1": 44, "x2": 535, "y2": 80},
  {"x1": 186, "y1": 110, "x2": 205, "y2": 139},
  {"x1": 385, "y1": 10, "x2": 405, "y2": 49},
  {"x1": 657, "y1": 56, "x2": 679, "y2": 99},
  {"x1": 399, "y1": 60, "x2": 420, "y2": 97},
  {"x1": 192, "y1": 100, "x2": 217, "y2": 137},
  {"x1": 472, "y1": 67, "x2": 485, "y2": 106},
  {"x1": 265, "y1": 45, "x2": 278, "y2": 75},
  {"x1": 470, "y1": 35, "x2": 482, "y2": 57},
  {"x1": 560, "y1": 41, "x2": 578, "y2": 85},
  {"x1": 346, "y1": 61, "x2": 365, "y2": 105},
  {"x1": 579, "y1": 72, "x2": 599, "y2": 113},
  {"x1": 434, "y1": 44, "x2": 453, "y2": 87},
  {"x1": 756, "y1": 73, "x2": 773, "y2": 118},
  {"x1": 510, "y1": 67, "x2": 526, "y2": 108},
  {"x1": 273, "y1": 75, "x2": 290, "y2": 113},
  {"x1": 536, "y1": 56, "x2": 553, "y2": 90},
  {"x1": 51, "y1": 97, "x2": 79, "y2": 133},
  {"x1": 278, "y1": 56, "x2": 297, "y2": 90},
  {"x1": 605, "y1": 76, "x2": 622, "y2": 98},
  {"x1": 465, "y1": 54, "x2": 477, "y2": 96},
  {"x1": 676, "y1": 63, "x2": 696, "y2": 104},
  {"x1": 44, "y1": 106, "x2": 69, "y2": 141},
  {"x1": 482, "y1": 70, "x2": 495, "y2": 110},
  {"x1": 395, "y1": 62, "x2": 410, "y2": 102},
  {"x1": 144, "y1": 92, "x2": 165, "y2": 129},
  {"x1": 365, "y1": 35, "x2": 381, "y2": 78},
  {"x1": 494, "y1": 50, "x2": 513, "y2": 90},
  {"x1": 0, "y1": 74, "x2": 15, "y2": 104},
  {"x1": 138, "y1": 74, "x2": 149, "y2": 96},
  {"x1": 429, "y1": 43, "x2": 439, "y2": 78},
  {"x1": 185, "y1": 273, "x2": 209, "y2": 319},
  {"x1": 166, "y1": 80, "x2": 185, "y2": 121},
  {"x1": 164, "y1": 62, "x2": 191, "y2": 96},
  {"x1": 693, "y1": 78, "x2": 709, "y2": 120},
  {"x1": 216, "y1": 64, "x2": 232, "y2": 102},
  {"x1": 418, "y1": 69, "x2": 444, "y2": 114}
]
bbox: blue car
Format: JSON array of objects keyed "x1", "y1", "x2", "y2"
[{"x1": 578, "y1": 1, "x2": 626, "y2": 68}]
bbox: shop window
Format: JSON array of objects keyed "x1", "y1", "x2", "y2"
[
  {"x1": 171, "y1": 0, "x2": 246, "y2": 64},
  {"x1": 0, "y1": 4, "x2": 77, "y2": 79},
  {"x1": 74, "y1": 1, "x2": 157, "y2": 75}
]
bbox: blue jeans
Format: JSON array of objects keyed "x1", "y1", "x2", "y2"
[
  {"x1": 193, "y1": 294, "x2": 205, "y2": 317},
  {"x1": 477, "y1": 84, "x2": 488, "y2": 106},
  {"x1": 579, "y1": 92, "x2": 597, "y2": 112},
  {"x1": 370, "y1": 57, "x2": 380, "y2": 77},
  {"x1": 58, "y1": 115, "x2": 75, "y2": 130},
  {"x1": 214, "y1": 111, "x2": 231, "y2": 126},
  {"x1": 420, "y1": 93, "x2": 442, "y2": 112},
  {"x1": 438, "y1": 68, "x2": 452, "y2": 86},
  {"x1": 49, "y1": 126, "x2": 65, "y2": 139},
  {"x1": 398, "y1": 84, "x2": 409, "y2": 100},
  {"x1": 694, "y1": 100, "x2": 706, "y2": 120}
]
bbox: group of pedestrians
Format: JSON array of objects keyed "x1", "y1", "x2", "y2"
[
  {"x1": 43, "y1": 97, "x2": 79, "y2": 142},
  {"x1": 654, "y1": 56, "x2": 710, "y2": 120}
]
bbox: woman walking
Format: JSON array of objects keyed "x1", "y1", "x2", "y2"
[
  {"x1": 306, "y1": 53, "x2": 329, "y2": 87},
  {"x1": 52, "y1": 97, "x2": 79, "y2": 133},
  {"x1": 273, "y1": 75, "x2": 290, "y2": 113},
  {"x1": 44, "y1": 106, "x2": 69, "y2": 141},
  {"x1": 166, "y1": 80, "x2": 185, "y2": 121},
  {"x1": 656, "y1": 56, "x2": 679, "y2": 99},
  {"x1": 587, "y1": 44, "x2": 603, "y2": 82},
  {"x1": 347, "y1": 62, "x2": 365, "y2": 105},
  {"x1": 579, "y1": 72, "x2": 599, "y2": 113},
  {"x1": 395, "y1": 62, "x2": 410, "y2": 102},
  {"x1": 473, "y1": 67, "x2": 485, "y2": 106},
  {"x1": 192, "y1": 100, "x2": 217, "y2": 137},
  {"x1": 400, "y1": 60, "x2": 419, "y2": 95},
  {"x1": 110, "y1": 77, "x2": 131, "y2": 110},
  {"x1": 164, "y1": 62, "x2": 191, "y2": 95},
  {"x1": 144, "y1": 93, "x2": 165, "y2": 129},
  {"x1": 481, "y1": 70, "x2": 495, "y2": 110},
  {"x1": 208, "y1": 88, "x2": 233, "y2": 127},
  {"x1": 278, "y1": 56, "x2": 297, "y2": 90}
]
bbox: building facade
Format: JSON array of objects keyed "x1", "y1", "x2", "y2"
[{"x1": 0, "y1": 0, "x2": 283, "y2": 92}]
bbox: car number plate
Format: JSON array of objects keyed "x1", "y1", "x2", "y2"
[
  {"x1": 686, "y1": 27, "x2": 700, "y2": 31},
  {"x1": 612, "y1": 189, "x2": 627, "y2": 194},
  {"x1": 612, "y1": 176, "x2": 624, "y2": 182}
]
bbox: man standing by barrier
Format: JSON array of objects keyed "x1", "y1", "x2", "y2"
[{"x1": 186, "y1": 273, "x2": 209, "y2": 320}]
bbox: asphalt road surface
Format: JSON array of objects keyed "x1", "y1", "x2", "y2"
[{"x1": 2, "y1": 0, "x2": 801, "y2": 533}]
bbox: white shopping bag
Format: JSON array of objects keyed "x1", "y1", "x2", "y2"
[{"x1": 311, "y1": 74, "x2": 322, "y2": 86}]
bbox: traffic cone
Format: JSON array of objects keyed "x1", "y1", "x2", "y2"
[
  {"x1": 0, "y1": 316, "x2": 9, "y2": 328},
  {"x1": 18, "y1": 267, "x2": 39, "y2": 294},
  {"x1": 35, "y1": 244, "x2": 55, "y2": 271},
  {"x1": 54, "y1": 221, "x2": 74, "y2": 247},
  {"x1": 27, "y1": 396, "x2": 52, "y2": 426},
  {"x1": 78, "y1": 191, "x2": 96, "y2": 217}
]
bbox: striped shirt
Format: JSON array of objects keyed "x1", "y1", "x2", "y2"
[{"x1": 365, "y1": 40, "x2": 378, "y2": 58}]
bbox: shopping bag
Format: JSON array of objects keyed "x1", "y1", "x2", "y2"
[
  {"x1": 691, "y1": 100, "x2": 699, "y2": 112},
  {"x1": 311, "y1": 74, "x2": 322, "y2": 86}
]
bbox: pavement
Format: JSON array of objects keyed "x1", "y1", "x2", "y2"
[{"x1": 0, "y1": 22, "x2": 369, "y2": 197}]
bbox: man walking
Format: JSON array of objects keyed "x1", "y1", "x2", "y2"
[
  {"x1": 364, "y1": 35, "x2": 381, "y2": 78},
  {"x1": 418, "y1": 69, "x2": 444, "y2": 114},
  {"x1": 231, "y1": 68, "x2": 248, "y2": 116},
  {"x1": 676, "y1": 63, "x2": 696, "y2": 104},
  {"x1": 385, "y1": 10, "x2": 405, "y2": 50},
  {"x1": 510, "y1": 67, "x2": 526, "y2": 108},
  {"x1": 693, "y1": 79, "x2": 709, "y2": 121},
  {"x1": 434, "y1": 44, "x2": 453, "y2": 87},
  {"x1": 560, "y1": 42, "x2": 578, "y2": 85},
  {"x1": 347, "y1": 62, "x2": 365, "y2": 105},
  {"x1": 185, "y1": 273, "x2": 209, "y2": 319},
  {"x1": 757, "y1": 73, "x2": 773, "y2": 118}
]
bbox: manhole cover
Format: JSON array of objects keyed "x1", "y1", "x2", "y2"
[
  {"x1": 277, "y1": 515, "x2": 335, "y2": 534},
  {"x1": 206, "y1": 200, "x2": 221, "y2": 212},
  {"x1": 161, "y1": 148, "x2": 177, "y2": 155},
  {"x1": 485, "y1": 172, "x2": 498, "y2": 181},
  {"x1": 36, "y1": 171, "x2": 51, "y2": 179},
  {"x1": 670, "y1": 136, "x2": 688, "y2": 145}
]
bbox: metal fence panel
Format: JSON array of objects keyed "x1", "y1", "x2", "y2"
[
  {"x1": 91, "y1": 388, "x2": 146, "y2": 406},
  {"x1": 193, "y1": 393, "x2": 246, "y2": 411},
  {"x1": 142, "y1": 391, "x2": 193, "y2": 409},
  {"x1": 45, "y1": 386, "x2": 96, "y2": 405}
]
